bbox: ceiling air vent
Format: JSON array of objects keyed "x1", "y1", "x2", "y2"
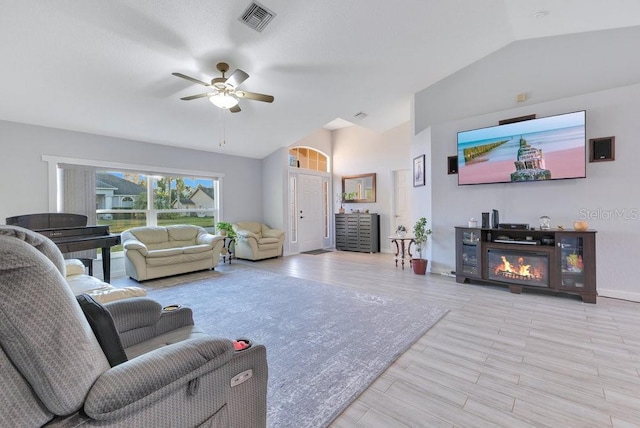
[{"x1": 239, "y1": 2, "x2": 276, "y2": 32}]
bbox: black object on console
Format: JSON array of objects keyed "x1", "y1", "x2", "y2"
[
  {"x1": 481, "y1": 212, "x2": 490, "y2": 229},
  {"x1": 491, "y1": 209, "x2": 499, "y2": 229}
]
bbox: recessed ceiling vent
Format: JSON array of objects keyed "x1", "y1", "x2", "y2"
[{"x1": 239, "y1": 2, "x2": 276, "y2": 32}]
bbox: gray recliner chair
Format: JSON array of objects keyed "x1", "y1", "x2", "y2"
[{"x1": 0, "y1": 225, "x2": 267, "y2": 427}]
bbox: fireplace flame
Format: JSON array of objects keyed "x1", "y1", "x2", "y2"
[{"x1": 495, "y1": 256, "x2": 542, "y2": 281}]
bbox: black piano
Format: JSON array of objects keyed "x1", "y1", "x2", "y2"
[{"x1": 6, "y1": 213, "x2": 120, "y2": 283}]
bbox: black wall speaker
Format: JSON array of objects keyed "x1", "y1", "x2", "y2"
[
  {"x1": 447, "y1": 156, "x2": 458, "y2": 174},
  {"x1": 590, "y1": 136, "x2": 615, "y2": 162}
]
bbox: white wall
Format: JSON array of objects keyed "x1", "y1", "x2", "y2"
[
  {"x1": 410, "y1": 127, "x2": 434, "y2": 264},
  {"x1": 262, "y1": 147, "x2": 286, "y2": 230},
  {"x1": 294, "y1": 128, "x2": 333, "y2": 161},
  {"x1": 415, "y1": 26, "x2": 640, "y2": 134},
  {"x1": 333, "y1": 122, "x2": 411, "y2": 252},
  {"x1": 413, "y1": 26, "x2": 640, "y2": 300},
  {"x1": 0, "y1": 120, "x2": 263, "y2": 225}
]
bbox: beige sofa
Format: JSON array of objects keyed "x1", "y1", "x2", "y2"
[
  {"x1": 64, "y1": 258, "x2": 147, "y2": 303},
  {"x1": 0, "y1": 224, "x2": 145, "y2": 303},
  {"x1": 122, "y1": 224, "x2": 225, "y2": 281},
  {"x1": 232, "y1": 221, "x2": 285, "y2": 261}
]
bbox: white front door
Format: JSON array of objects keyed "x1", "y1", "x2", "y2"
[
  {"x1": 393, "y1": 169, "x2": 412, "y2": 235},
  {"x1": 297, "y1": 174, "x2": 323, "y2": 252}
]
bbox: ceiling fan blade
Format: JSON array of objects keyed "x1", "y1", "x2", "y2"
[
  {"x1": 235, "y1": 91, "x2": 274, "y2": 103},
  {"x1": 180, "y1": 93, "x2": 213, "y2": 101},
  {"x1": 230, "y1": 105, "x2": 241, "y2": 113},
  {"x1": 226, "y1": 69, "x2": 249, "y2": 88},
  {"x1": 172, "y1": 72, "x2": 210, "y2": 86}
]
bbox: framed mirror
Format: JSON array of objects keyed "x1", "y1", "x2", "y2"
[{"x1": 342, "y1": 173, "x2": 376, "y2": 203}]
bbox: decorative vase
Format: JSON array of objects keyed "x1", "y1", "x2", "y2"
[
  {"x1": 412, "y1": 259, "x2": 428, "y2": 275},
  {"x1": 396, "y1": 230, "x2": 406, "y2": 238},
  {"x1": 338, "y1": 207, "x2": 345, "y2": 214},
  {"x1": 219, "y1": 229, "x2": 227, "y2": 237},
  {"x1": 573, "y1": 220, "x2": 589, "y2": 231}
]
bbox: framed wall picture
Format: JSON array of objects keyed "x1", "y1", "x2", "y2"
[{"x1": 413, "y1": 155, "x2": 425, "y2": 187}]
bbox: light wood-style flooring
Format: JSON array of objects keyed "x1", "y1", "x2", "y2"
[{"x1": 235, "y1": 251, "x2": 640, "y2": 428}]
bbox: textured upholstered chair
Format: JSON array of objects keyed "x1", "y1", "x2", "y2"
[
  {"x1": 0, "y1": 225, "x2": 267, "y2": 427},
  {"x1": 232, "y1": 221, "x2": 285, "y2": 261}
]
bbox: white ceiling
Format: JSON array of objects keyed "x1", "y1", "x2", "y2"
[{"x1": 1, "y1": 0, "x2": 640, "y2": 159}]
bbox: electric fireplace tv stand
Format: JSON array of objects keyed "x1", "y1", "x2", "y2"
[{"x1": 455, "y1": 226, "x2": 597, "y2": 303}]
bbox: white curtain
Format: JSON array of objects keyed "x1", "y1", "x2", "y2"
[{"x1": 60, "y1": 166, "x2": 97, "y2": 259}]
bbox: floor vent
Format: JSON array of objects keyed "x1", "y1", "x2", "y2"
[{"x1": 239, "y1": 2, "x2": 276, "y2": 32}]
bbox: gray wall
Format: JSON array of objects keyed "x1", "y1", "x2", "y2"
[
  {"x1": 262, "y1": 146, "x2": 287, "y2": 232},
  {"x1": 415, "y1": 26, "x2": 640, "y2": 134},
  {"x1": 0, "y1": 120, "x2": 262, "y2": 225},
  {"x1": 413, "y1": 26, "x2": 640, "y2": 301}
]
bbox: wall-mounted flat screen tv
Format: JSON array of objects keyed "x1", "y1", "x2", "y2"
[{"x1": 457, "y1": 111, "x2": 586, "y2": 185}]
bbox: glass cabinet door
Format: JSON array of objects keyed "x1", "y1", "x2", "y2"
[
  {"x1": 462, "y1": 230, "x2": 480, "y2": 245},
  {"x1": 557, "y1": 235, "x2": 585, "y2": 290},
  {"x1": 460, "y1": 229, "x2": 481, "y2": 277}
]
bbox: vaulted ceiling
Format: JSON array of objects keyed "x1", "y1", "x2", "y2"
[{"x1": 1, "y1": 1, "x2": 639, "y2": 158}]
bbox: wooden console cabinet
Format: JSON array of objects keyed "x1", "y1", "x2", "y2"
[
  {"x1": 335, "y1": 213, "x2": 380, "y2": 253},
  {"x1": 455, "y1": 226, "x2": 597, "y2": 303}
]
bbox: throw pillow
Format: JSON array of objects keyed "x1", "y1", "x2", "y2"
[{"x1": 76, "y1": 294, "x2": 128, "y2": 367}]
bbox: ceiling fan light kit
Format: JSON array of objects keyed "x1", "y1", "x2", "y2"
[
  {"x1": 209, "y1": 93, "x2": 239, "y2": 109},
  {"x1": 173, "y1": 62, "x2": 274, "y2": 113}
]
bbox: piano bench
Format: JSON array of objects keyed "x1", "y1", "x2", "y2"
[{"x1": 77, "y1": 258, "x2": 94, "y2": 276}]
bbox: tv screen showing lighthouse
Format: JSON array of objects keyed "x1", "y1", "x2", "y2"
[{"x1": 457, "y1": 111, "x2": 586, "y2": 185}]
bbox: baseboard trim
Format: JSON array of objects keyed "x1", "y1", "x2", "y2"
[{"x1": 597, "y1": 288, "x2": 640, "y2": 303}]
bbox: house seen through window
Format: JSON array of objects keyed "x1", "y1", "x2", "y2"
[{"x1": 96, "y1": 171, "x2": 219, "y2": 237}]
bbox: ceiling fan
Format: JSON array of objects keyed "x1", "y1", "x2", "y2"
[{"x1": 172, "y1": 62, "x2": 274, "y2": 113}]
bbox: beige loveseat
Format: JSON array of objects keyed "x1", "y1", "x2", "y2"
[
  {"x1": 64, "y1": 258, "x2": 147, "y2": 303},
  {"x1": 122, "y1": 224, "x2": 225, "y2": 281},
  {"x1": 232, "y1": 221, "x2": 285, "y2": 261}
]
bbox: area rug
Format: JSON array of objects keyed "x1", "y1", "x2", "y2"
[{"x1": 143, "y1": 266, "x2": 447, "y2": 427}]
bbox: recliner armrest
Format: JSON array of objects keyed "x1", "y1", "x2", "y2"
[
  {"x1": 106, "y1": 298, "x2": 196, "y2": 347},
  {"x1": 156, "y1": 306, "x2": 195, "y2": 335},
  {"x1": 84, "y1": 337, "x2": 234, "y2": 420},
  {"x1": 105, "y1": 298, "x2": 163, "y2": 333}
]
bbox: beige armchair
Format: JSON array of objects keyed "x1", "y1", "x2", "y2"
[{"x1": 232, "y1": 221, "x2": 285, "y2": 261}]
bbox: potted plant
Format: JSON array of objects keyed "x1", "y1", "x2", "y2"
[
  {"x1": 216, "y1": 221, "x2": 236, "y2": 241},
  {"x1": 216, "y1": 221, "x2": 237, "y2": 257},
  {"x1": 396, "y1": 224, "x2": 407, "y2": 238},
  {"x1": 336, "y1": 192, "x2": 359, "y2": 213},
  {"x1": 336, "y1": 193, "x2": 346, "y2": 214},
  {"x1": 412, "y1": 217, "x2": 432, "y2": 275}
]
